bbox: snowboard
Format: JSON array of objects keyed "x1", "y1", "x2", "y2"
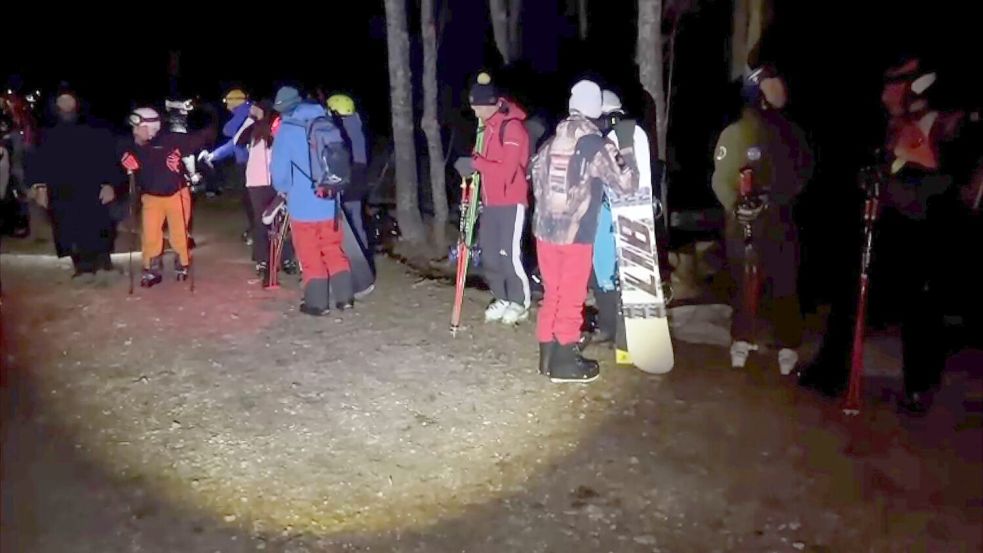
[
  {"x1": 337, "y1": 206, "x2": 375, "y2": 300},
  {"x1": 610, "y1": 186, "x2": 674, "y2": 374}
]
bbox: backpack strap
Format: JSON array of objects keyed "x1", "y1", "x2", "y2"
[{"x1": 613, "y1": 118, "x2": 636, "y2": 154}]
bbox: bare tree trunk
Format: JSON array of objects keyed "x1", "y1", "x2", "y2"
[
  {"x1": 489, "y1": 0, "x2": 511, "y2": 64},
  {"x1": 731, "y1": 0, "x2": 771, "y2": 77},
  {"x1": 422, "y1": 0, "x2": 448, "y2": 249},
  {"x1": 508, "y1": 0, "x2": 523, "y2": 60},
  {"x1": 578, "y1": 0, "x2": 588, "y2": 40},
  {"x1": 637, "y1": 0, "x2": 667, "y2": 161},
  {"x1": 730, "y1": 0, "x2": 749, "y2": 79},
  {"x1": 384, "y1": 0, "x2": 426, "y2": 243}
]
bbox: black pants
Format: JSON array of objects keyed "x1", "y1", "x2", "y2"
[
  {"x1": 247, "y1": 186, "x2": 294, "y2": 265},
  {"x1": 478, "y1": 204, "x2": 531, "y2": 307},
  {"x1": 811, "y1": 209, "x2": 945, "y2": 395}
]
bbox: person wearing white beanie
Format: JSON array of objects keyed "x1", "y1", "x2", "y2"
[
  {"x1": 568, "y1": 79, "x2": 603, "y2": 119},
  {"x1": 528, "y1": 79, "x2": 639, "y2": 383}
]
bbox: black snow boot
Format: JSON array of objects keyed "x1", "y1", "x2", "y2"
[
  {"x1": 548, "y1": 343, "x2": 600, "y2": 384},
  {"x1": 538, "y1": 341, "x2": 556, "y2": 376}
]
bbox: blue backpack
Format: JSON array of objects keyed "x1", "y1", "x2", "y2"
[{"x1": 304, "y1": 115, "x2": 352, "y2": 199}]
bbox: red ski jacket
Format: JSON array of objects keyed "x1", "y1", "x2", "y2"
[{"x1": 472, "y1": 100, "x2": 530, "y2": 207}]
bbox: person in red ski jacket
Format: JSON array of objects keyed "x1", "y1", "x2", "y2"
[{"x1": 454, "y1": 72, "x2": 532, "y2": 325}]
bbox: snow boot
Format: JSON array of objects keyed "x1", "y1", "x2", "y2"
[{"x1": 549, "y1": 343, "x2": 600, "y2": 383}]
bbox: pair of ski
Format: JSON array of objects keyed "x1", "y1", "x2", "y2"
[{"x1": 449, "y1": 123, "x2": 674, "y2": 375}]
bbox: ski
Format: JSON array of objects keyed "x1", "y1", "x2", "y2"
[{"x1": 450, "y1": 123, "x2": 486, "y2": 335}]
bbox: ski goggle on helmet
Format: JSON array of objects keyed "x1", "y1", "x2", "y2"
[
  {"x1": 326, "y1": 94, "x2": 356, "y2": 116},
  {"x1": 128, "y1": 107, "x2": 161, "y2": 135}
]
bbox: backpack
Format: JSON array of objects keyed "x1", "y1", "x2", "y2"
[{"x1": 305, "y1": 115, "x2": 352, "y2": 199}]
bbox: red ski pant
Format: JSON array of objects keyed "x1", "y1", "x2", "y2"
[
  {"x1": 289, "y1": 219, "x2": 350, "y2": 286},
  {"x1": 536, "y1": 240, "x2": 593, "y2": 345}
]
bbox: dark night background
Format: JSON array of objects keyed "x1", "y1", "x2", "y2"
[{"x1": 3, "y1": 0, "x2": 980, "y2": 307}]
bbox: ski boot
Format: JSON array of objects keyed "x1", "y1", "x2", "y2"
[
  {"x1": 282, "y1": 259, "x2": 300, "y2": 275},
  {"x1": 175, "y1": 264, "x2": 190, "y2": 282},
  {"x1": 332, "y1": 271, "x2": 355, "y2": 311},
  {"x1": 548, "y1": 343, "x2": 600, "y2": 383},
  {"x1": 140, "y1": 269, "x2": 163, "y2": 288},
  {"x1": 255, "y1": 261, "x2": 268, "y2": 276}
]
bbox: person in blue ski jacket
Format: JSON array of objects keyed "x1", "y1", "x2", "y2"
[
  {"x1": 200, "y1": 88, "x2": 254, "y2": 242},
  {"x1": 270, "y1": 86, "x2": 353, "y2": 316}
]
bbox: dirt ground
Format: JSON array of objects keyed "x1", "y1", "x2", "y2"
[{"x1": 2, "y1": 197, "x2": 981, "y2": 552}]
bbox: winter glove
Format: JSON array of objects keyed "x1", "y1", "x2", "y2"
[
  {"x1": 120, "y1": 152, "x2": 140, "y2": 173},
  {"x1": 453, "y1": 156, "x2": 475, "y2": 177},
  {"x1": 99, "y1": 184, "x2": 115, "y2": 205},
  {"x1": 197, "y1": 150, "x2": 214, "y2": 168}
]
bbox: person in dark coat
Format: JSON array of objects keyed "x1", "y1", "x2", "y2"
[{"x1": 28, "y1": 91, "x2": 120, "y2": 276}]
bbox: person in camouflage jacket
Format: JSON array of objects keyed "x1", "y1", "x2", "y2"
[{"x1": 530, "y1": 79, "x2": 639, "y2": 383}]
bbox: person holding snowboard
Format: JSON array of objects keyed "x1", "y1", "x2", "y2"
[
  {"x1": 711, "y1": 64, "x2": 813, "y2": 375},
  {"x1": 584, "y1": 90, "x2": 658, "y2": 345},
  {"x1": 530, "y1": 79, "x2": 639, "y2": 383},
  {"x1": 121, "y1": 106, "x2": 209, "y2": 287},
  {"x1": 270, "y1": 86, "x2": 354, "y2": 315},
  {"x1": 454, "y1": 72, "x2": 533, "y2": 325}
]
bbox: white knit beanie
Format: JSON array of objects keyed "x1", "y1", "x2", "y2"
[{"x1": 569, "y1": 80, "x2": 603, "y2": 119}]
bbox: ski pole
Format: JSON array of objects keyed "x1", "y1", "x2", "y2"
[
  {"x1": 738, "y1": 168, "x2": 761, "y2": 349},
  {"x1": 127, "y1": 171, "x2": 137, "y2": 295},
  {"x1": 178, "y1": 186, "x2": 194, "y2": 293},
  {"x1": 843, "y1": 166, "x2": 881, "y2": 415}
]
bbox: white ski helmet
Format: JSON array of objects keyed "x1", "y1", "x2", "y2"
[
  {"x1": 128, "y1": 107, "x2": 161, "y2": 134},
  {"x1": 601, "y1": 90, "x2": 624, "y2": 115}
]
